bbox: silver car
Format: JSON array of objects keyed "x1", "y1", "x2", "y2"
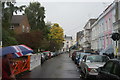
[
  {"x1": 80, "y1": 55, "x2": 109, "y2": 79},
  {"x1": 78, "y1": 53, "x2": 97, "y2": 68}
]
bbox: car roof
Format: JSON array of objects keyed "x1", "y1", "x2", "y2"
[
  {"x1": 85, "y1": 54, "x2": 106, "y2": 57},
  {"x1": 107, "y1": 59, "x2": 120, "y2": 65},
  {"x1": 109, "y1": 59, "x2": 120, "y2": 62},
  {"x1": 74, "y1": 51, "x2": 81, "y2": 52},
  {"x1": 43, "y1": 51, "x2": 50, "y2": 52},
  {"x1": 80, "y1": 52, "x2": 96, "y2": 54}
]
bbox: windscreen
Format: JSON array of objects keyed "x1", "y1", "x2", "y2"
[{"x1": 87, "y1": 55, "x2": 109, "y2": 62}]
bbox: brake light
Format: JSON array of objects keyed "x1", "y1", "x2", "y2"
[{"x1": 87, "y1": 68, "x2": 91, "y2": 72}]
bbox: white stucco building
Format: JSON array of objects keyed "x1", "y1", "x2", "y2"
[
  {"x1": 62, "y1": 35, "x2": 73, "y2": 52},
  {"x1": 83, "y1": 19, "x2": 97, "y2": 51},
  {"x1": 113, "y1": 0, "x2": 120, "y2": 55}
]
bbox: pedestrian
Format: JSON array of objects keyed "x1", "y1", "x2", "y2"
[{"x1": 2, "y1": 54, "x2": 16, "y2": 80}]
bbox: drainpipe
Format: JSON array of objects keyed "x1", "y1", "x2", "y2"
[{"x1": 118, "y1": 14, "x2": 120, "y2": 56}]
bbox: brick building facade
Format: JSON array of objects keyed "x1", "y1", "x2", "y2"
[{"x1": 11, "y1": 15, "x2": 30, "y2": 34}]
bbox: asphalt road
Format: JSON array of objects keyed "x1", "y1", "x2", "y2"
[{"x1": 17, "y1": 53, "x2": 84, "y2": 79}]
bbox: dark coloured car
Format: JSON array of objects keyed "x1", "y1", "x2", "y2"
[
  {"x1": 72, "y1": 51, "x2": 81, "y2": 61},
  {"x1": 74, "y1": 51, "x2": 81, "y2": 64},
  {"x1": 55, "y1": 52, "x2": 60, "y2": 56},
  {"x1": 97, "y1": 59, "x2": 120, "y2": 80}
]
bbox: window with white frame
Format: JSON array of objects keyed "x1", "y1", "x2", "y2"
[
  {"x1": 26, "y1": 27, "x2": 29, "y2": 32},
  {"x1": 22, "y1": 25, "x2": 25, "y2": 32},
  {"x1": 10, "y1": 25, "x2": 14, "y2": 30},
  {"x1": 106, "y1": 20, "x2": 108, "y2": 31},
  {"x1": 108, "y1": 18, "x2": 111, "y2": 30},
  {"x1": 102, "y1": 22, "x2": 104, "y2": 32}
]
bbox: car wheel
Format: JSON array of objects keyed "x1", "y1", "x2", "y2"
[
  {"x1": 96, "y1": 75, "x2": 102, "y2": 80},
  {"x1": 82, "y1": 69, "x2": 89, "y2": 79},
  {"x1": 84, "y1": 72, "x2": 88, "y2": 79},
  {"x1": 80, "y1": 70, "x2": 84, "y2": 78}
]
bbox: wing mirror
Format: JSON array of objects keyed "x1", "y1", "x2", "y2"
[{"x1": 98, "y1": 67, "x2": 103, "y2": 72}]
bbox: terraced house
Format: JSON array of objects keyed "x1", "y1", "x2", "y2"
[
  {"x1": 91, "y1": 0, "x2": 120, "y2": 55},
  {"x1": 76, "y1": 0, "x2": 120, "y2": 56},
  {"x1": 113, "y1": 0, "x2": 120, "y2": 55}
]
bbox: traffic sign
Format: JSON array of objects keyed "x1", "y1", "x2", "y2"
[{"x1": 111, "y1": 33, "x2": 120, "y2": 41}]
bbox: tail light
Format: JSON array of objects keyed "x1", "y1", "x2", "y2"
[{"x1": 87, "y1": 68, "x2": 91, "y2": 72}]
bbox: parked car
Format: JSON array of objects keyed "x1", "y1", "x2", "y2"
[
  {"x1": 51, "y1": 52, "x2": 54, "y2": 57},
  {"x1": 74, "y1": 51, "x2": 81, "y2": 64},
  {"x1": 41, "y1": 53, "x2": 46, "y2": 63},
  {"x1": 43, "y1": 51, "x2": 51, "y2": 60},
  {"x1": 53, "y1": 52, "x2": 56, "y2": 56},
  {"x1": 97, "y1": 59, "x2": 120, "y2": 80},
  {"x1": 59, "y1": 52, "x2": 64, "y2": 54},
  {"x1": 55, "y1": 52, "x2": 60, "y2": 56},
  {"x1": 80, "y1": 55, "x2": 109, "y2": 79},
  {"x1": 78, "y1": 52, "x2": 98, "y2": 67},
  {"x1": 72, "y1": 51, "x2": 81, "y2": 61}
]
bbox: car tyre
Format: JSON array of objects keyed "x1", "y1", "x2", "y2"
[
  {"x1": 84, "y1": 72, "x2": 88, "y2": 79},
  {"x1": 80, "y1": 70, "x2": 86, "y2": 79},
  {"x1": 81, "y1": 70, "x2": 89, "y2": 80}
]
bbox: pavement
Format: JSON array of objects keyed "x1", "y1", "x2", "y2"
[{"x1": 16, "y1": 53, "x2": 82, "y2": 79}]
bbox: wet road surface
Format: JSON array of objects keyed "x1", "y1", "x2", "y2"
[{"x1": 17, "y1": 53, "x2": 83, "y2": 79}]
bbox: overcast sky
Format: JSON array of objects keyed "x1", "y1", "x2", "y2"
[{"x1": 16, "y1": 0, "x2": 114, "y2": 39}]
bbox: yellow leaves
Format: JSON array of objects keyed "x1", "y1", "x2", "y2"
[{"x1": 48, "y1": 23, "x2": 64, "y2": 43}]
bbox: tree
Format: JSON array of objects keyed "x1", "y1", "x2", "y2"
[
  {"x1": 25, "y1": 2, "x2": 45, "y2": 30},
  {"x1": 48, "y1": 23, "x2": 64, "y2": 51},
  {"x1": 2, "y1": 2, "x2": 25, "y2": 28},
  {"x1": 16, "y1": 30, "x2": 49, "y2": 52},
  {"x1": 2, "y1": 28, "x2": 18, "y2": 47},
  {"x1": 49, "y1": 23, "x2": 64, "y2": 42},
  {"x1": 2, "y1": 2, "x2": 25, "y2": 47}
]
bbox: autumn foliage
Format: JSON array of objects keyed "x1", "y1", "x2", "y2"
[{"x1": 48, "y1": 23, "x2": 64, "y2": 51}]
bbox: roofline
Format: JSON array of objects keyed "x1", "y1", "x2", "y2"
[
  {"x1": 11, "y1": 15, "x2": 28, "y2": 24},
  {"x1": 109, "y1": 59, "x2": 120, "y2": 62},
  {"x1": 83, "y1": 18, "x2": 97, "y2": 29},
  {"x1": 91, "y1": 1, "x2": 116, "y2": 28}
]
